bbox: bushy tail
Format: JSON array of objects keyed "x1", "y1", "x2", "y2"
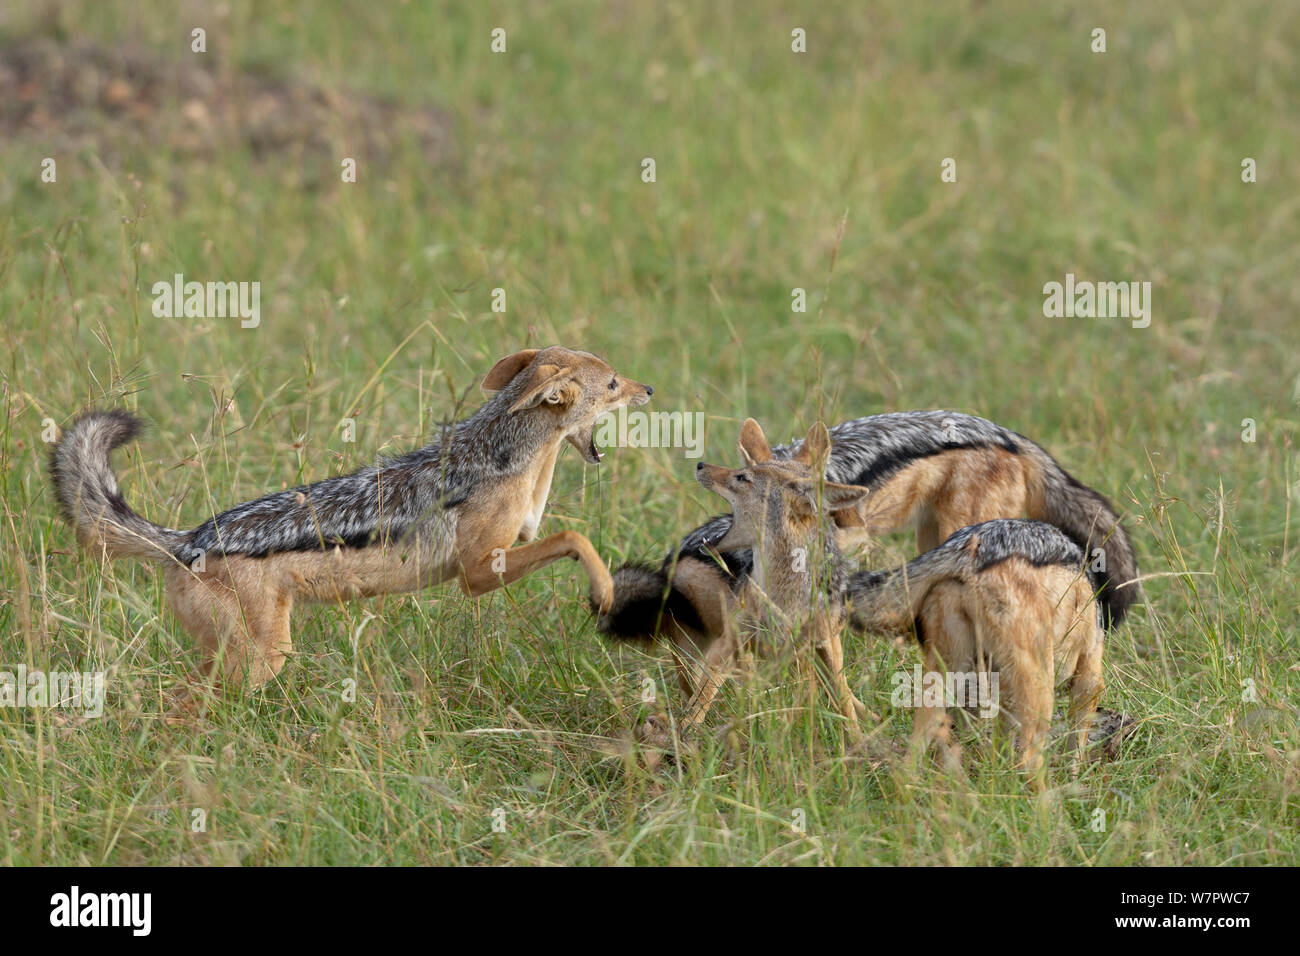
[
  {"x1": 1024, "y1": 444, "x2": 1140, "y2": 629},
  {"x1": 596, "y1": 562, "x2": 709, "y2": 642},
  {"x1": 49, "y1": 410, "x2": 187, "y2": 562},
  {"x1": 846, "y1": 540, "x2": 977, "y2": 634}
]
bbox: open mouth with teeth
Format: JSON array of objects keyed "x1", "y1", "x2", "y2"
[{"x1": 568, "y1": 426, "x2": 603, "y2": 464}]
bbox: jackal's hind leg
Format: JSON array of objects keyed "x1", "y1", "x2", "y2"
[
  {"x1": 909, "y1": 707, "x2": 966, "y2": 780},
  {"x1": 642, "y1": 619, "x2": 741, "y2": 754},
  {"x1": 163, "y1": 560, "x2": 295, "y2": 722},
  {"x1": 907, "y1": 643, "x2": 966, "y2": 780},
  {"x1": 1067, "y1": 628, "x2": 1105, "y2": 775},
  {"x1": 1010, "y1": 669, "x2": 1053, "y2": 792}
]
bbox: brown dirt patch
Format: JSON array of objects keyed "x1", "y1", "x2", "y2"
[{"x1": 0, "y1": 36, "x2": 453, "y2": 177}]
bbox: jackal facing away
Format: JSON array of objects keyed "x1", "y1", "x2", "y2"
[
  {"x1": 846, "y1": 518, "x2": 1105, "y2": 786},
  {"x1": 50, "y1": 346, "x2": 652, "y2": 696}
]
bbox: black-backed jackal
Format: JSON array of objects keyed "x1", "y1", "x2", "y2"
[
  {"x1": 846, "y1": 519, "x2": 1104, "y2": 787},
  {"x1": 615, "y1": 418, "x2": 871, "y2": 753},
  {"x1": 50, "y1": 346, "x2": 652, "y2": 696}
]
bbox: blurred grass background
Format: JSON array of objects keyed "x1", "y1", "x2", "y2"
[{"x1": 0, "y1": 0, "x2": 1296, "y2": 864}]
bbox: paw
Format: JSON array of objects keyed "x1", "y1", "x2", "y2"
[
  {"x1": 639, "y1": 714, "x2": 695, "y2": 748},
  {"x1": 589, "y1": 572, "x2": 614, "y2": 616},
  {"x1": 636, "y1": 716, "x2": 699, "y2": 771},
  {"x1": 939, "y1": 742, "x2": 967, "y2": 780}
]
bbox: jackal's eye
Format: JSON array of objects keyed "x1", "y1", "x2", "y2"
[
  {"x1": 734, "y1": 473, "x2": 750, "y2": 484},
  {"x1": 608, "y1": 378, "x2": 617, "y2": 390}
]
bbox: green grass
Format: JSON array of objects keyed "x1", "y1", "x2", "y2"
[{"x1": 1, "y1": 0, "x2": 1297, "y2": 865}]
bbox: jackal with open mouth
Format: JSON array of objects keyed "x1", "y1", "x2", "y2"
[{"x1": 51, "y1": 346, "x2": 652, "y2": 695}]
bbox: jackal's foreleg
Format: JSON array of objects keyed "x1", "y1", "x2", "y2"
[
  {"x1": 460, "y1": 529, "x2": 614, "y2": 612},
  {"x1": 641, "y1": 618, "x2": 741, "y2": 749},
  {"x1": 808, "y1": 616, "x2": 870, "y2": 741}
]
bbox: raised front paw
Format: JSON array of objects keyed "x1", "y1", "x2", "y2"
[{"x1": 589, "y1": 568, "x2": 615, "y2": 616}]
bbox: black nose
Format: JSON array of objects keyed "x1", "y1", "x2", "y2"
[
  {"x1": 645, "y1": 385, "x2": 654, "y2": 395},
  {"x1": 696, "y1": 461, "x2": 704, "y2": 471}
]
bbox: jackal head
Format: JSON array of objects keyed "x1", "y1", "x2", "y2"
[
  {"x1": 696, "y1": 419, "x2": 867, "y2": 563},
  {"x1": 481, "y1": 346, "x2": 653, "y2": 464}
]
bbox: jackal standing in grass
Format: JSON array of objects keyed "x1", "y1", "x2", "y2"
[
  {"x1": 845, "y1": 518, "x2": 1105, "y2": 787},
  {"x1": 606, "y1": 419, "x2": 871, "y2": 751}
]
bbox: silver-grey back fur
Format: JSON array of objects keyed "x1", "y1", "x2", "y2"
[
  {"x1": 49, "y1": 354, "x2": 601, "y2": 565},
  {"x1": 184, "y1": 381, "x2": 555, "y2": 562},
  {"x1": 846, "y1": 518, "x2": 1093, "y2": 633},
  {"x1": 815, "y1": 411, "x2": 1022, "y2": 486},
  {"x1": 676, "y1": 411, "x2": 1137, "y2": 628}
]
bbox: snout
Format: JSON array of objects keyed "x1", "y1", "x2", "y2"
[
  {"x1": 630, "y1": 380, "x2": 654, "y2": 407},
  {"x1": 695, "y1": 462, "x2": 727, "y2": 490}
]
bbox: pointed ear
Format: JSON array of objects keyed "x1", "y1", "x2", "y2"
[
  {"x1": 509, "y1": 365, "x2": 577, "y2": 412},
  {"x1": 823, "y1": 481, "x2": 867, "y2": 511},
  {"x1": 831, "y1": 506, "x2": 866, "y2": 531},
  {"x1": 826, "y1": 481, "x2": 868, "y2": 520},
  {"x1": 826, "y1": 482, "x2": 868, "y2": 529},
  {"x1": 738, "y1": 418, "x2": 773, "y2": 465},
  {"x1": 482, "y1": 349, "x2": 540, "y2": 393},
  {"x1": 794, "y1": 422, "x2": 831, "y2": 471}
]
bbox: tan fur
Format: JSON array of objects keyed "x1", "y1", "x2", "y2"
[
  {"x1": 642, "y1": 421, "x2": 869, "y2": 759},
  {"x1": 909, "y1": 556, "x2": 1104, "y2": 789},
  {"x1": 659, "y1": 556, "x2": 737, "y2": 698},
  {"x1": 842, "y1": 446, "x2": 1039, "y2": 553}
]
